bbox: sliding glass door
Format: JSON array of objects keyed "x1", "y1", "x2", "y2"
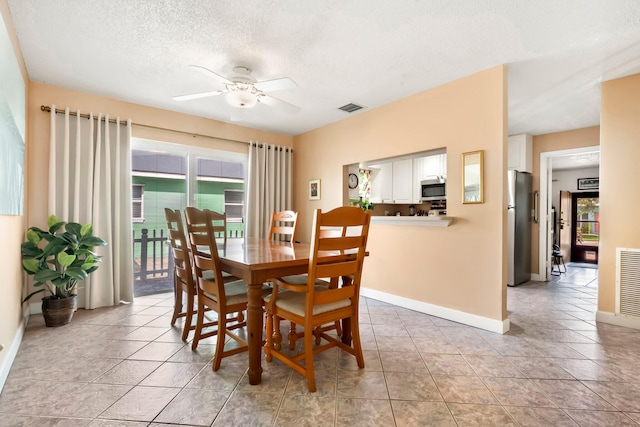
[{"x1": 130, "y1": 139, "x2": 246, "y2": 296}]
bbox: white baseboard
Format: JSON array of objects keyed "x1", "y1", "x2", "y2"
[
  {"x1": 29, "y1": 301, "x2": 42, "y2": 315},
  {"x1": 596, "y1": 311, "x2": 640, "y2": 330},
  {"x1": 530, "y1": 273, "x2": 545, "y2": 282},
  {"x1": 360, "y1": 287, "x2": 510, "y2": 334},
  {"x1": 0, "y1": 316, "x2": 26, "y2": 394}
]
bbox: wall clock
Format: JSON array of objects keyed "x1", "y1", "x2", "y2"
[{"x1": 348, "y1": 173, "x2": 359, "y2": 189}]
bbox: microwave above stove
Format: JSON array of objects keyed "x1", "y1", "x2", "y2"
[{"x1": 420, "y1": 178, "x2": 446, "y2": 202}]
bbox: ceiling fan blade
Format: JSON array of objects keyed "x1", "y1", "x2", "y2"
[
  {"x1": 254, "y1": 77, "x2": 297, "y2": 92},
  {"x1": 189, "y1": 65, "x2": 233, "y2": 85},
  {"x1": 258, "y1": 94, "x2": 300, "y2": 114},
  {"x1": 173, "y1": 90, "x2": 224, "y2": 102}
]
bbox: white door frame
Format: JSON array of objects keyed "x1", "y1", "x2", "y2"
[{"x1": 538, "y1": 146, "x2": 599, "y2": 281}]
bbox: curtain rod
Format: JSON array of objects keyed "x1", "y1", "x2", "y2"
[{"x1": 40, "y1": 105, "x2": 250, "y2": 146}]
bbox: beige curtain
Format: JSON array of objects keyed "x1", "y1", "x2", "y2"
[
  {"x1": 49, "y1": 106, "x2": 134, "y2": 309},
  {"x1": 246, "y1": 142, "x2": 293, "y2": 238}
]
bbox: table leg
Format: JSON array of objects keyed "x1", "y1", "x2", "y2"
[
  {"x1": 341, "y1": 317, "x2": 352, "y2": 345},
  {"x1": 246, "y1": 283, "x2": 264, "y2": 385}
]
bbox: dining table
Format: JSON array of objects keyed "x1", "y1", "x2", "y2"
[{"x1": 217, "y1": 237, "x2": 314, "y2": 385}]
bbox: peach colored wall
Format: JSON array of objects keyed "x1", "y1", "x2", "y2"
[
  {"x1": 27, "y1": 82, "x2": 294, "y2": 230},
  {"x1": 25, "y1": 83, "x2": 293, "y2": 303},
  {"x1": 293, "y1": 66, "x2": 508, "y2": 322},
  {"x1": 599, "y1": 73, "x2": 640, "y2": 313},
  {"x1": 530, "y1": 126, "x2": 600, "y2": 274},
  {"x1": 0, "y1": 0, "x2": 28, "y2": 382}
]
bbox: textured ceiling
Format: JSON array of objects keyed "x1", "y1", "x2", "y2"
[{"x1": 7, "y1": 0, "x2": 640, "y2": 140}]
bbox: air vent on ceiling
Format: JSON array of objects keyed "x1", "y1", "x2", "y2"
[{"x1": 338, "y1": 103, "x2": 365, "y2": 113}]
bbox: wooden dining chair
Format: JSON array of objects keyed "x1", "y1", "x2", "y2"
[
  {"x1": 184, "y1": 207, "x2": 270, "y2": 370},
  {"x1": 264, "y1": 206, "x2": 371, "y2": 392},
  {"x1": 165, "y1": 208, "x2": 213, "y2": 341},
  {"x1": 269, "y1": 210, "x2": 298, "y2": 242},
  {"x1": 267, "y1": 210, "x2": 342, "y2": 349}
]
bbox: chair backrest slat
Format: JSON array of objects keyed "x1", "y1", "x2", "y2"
[
  {"x1": 269, "y1": 210, "x2": 298, "y2": 242},
  {"x1": 164, "y1": 208, "x2": 194, "y2": 288}
]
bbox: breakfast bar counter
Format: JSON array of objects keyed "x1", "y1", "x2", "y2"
[{"x1": 370, "y1": 216, "x2": 452, "y2": 227}]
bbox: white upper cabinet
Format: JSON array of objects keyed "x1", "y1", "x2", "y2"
[
  {"x1": 508, "y1": 133, "x2": 532, "y2": 172},
  {"x1": 369, "y1": 163, "x2": 392, "y2": 203},
  {"x1": 380, "y1": 163, "x2": 393, "y2": 203},
  {"x1": 392, "y1": 158, "x2": 413, "y2": 203}
]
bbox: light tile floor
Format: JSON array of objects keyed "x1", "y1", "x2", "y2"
[{"x1": 3, "y1": 264, "x2": 640, "y2": 426}]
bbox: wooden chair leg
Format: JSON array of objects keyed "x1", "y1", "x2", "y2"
[
  {"x1": 304, "y1": 327, "x2": 316, "y2": 392},
  {"x1": 212, "y1": 312, "x2": 226, "y2": 371},
  {"x1": 314, "y1": 326, "x2": 322, "y2": 345},
  {"x1": 171, "y1": 278, "x2": 182, "y2": 326},
  {"x1": 264, "y1": 310, "x2": 273, "y2": 362},
  {"x1": 351, "y1": 315, "x2": 365, "y2": 368},
  {"x1": 273, "y1": 316, "x2": 283, "y2": 351},
  {"x1": 191, "y1": 300, "x2": 205, "y2": 350},
  {"x1": 181, "y1": 290, "x2": 194, "y2": 341},
  {"x1": 288, "y1": 322, "x2": 297, "y2": 349}
]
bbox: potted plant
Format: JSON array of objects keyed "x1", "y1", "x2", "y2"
[{"x1": 21, "y1": 214, "x2": 107, "y2": 327}]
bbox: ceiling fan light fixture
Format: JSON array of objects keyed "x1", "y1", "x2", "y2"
[{"x1": 226, "y1": 89, "x2": 258, "y2": 108}]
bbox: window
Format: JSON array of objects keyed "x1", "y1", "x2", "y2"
[
  {"x1": 131, "y1": 140, "x2": 246, "y2": 238},
  {"x1": 132, "y1": 184, "x2": 144, "y2": 223},
  {"x1": 225, "y1": 190, "x2": 244, "y2": 222}
]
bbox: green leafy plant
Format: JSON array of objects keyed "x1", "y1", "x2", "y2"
[
  {"x1": 21, "y1": 214, "x2": 107, "y2": 302},
  {"x1": 360, "y1": 199, "x2": 374, "y2": 211}
]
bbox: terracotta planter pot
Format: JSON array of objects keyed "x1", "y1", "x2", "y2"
[{"x1": 41, "y1": 295, "x2": 78, "y2": 327}]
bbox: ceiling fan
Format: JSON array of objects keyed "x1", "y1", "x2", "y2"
[{"x1": 173, "y1": 65, "x2": 300, "y2": 114}]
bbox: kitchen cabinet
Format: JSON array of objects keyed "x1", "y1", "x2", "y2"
[
  {"x1": 392, "y1": 159, "x2": 413, "y2": 203},
  {"x1": 508, "y1": 133, "x2": 532, "y2": 172},
  {"x1": 366, "y1": 151, "x2": 446, "y2": 204},
  {"x1": 412, "y1": 154, "x2": 447, "y2": 202},
  {"x1": 369, "y1": 163, "x2": 392, "y2": 203},
  {"x1": 369, "y1": 160, "x2": 411, "y2": 203}
]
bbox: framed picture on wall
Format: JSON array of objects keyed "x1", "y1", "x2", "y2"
[
  {"x1": 309, "y1": 179, "x2": 321, "y2": 200},
  {"x1": 577, "y1": 177, "x2": 599, "y2": 190}
]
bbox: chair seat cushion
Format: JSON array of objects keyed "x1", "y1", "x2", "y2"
[
  {"x1": 265, "y1": 289, "x2": 350, "y2": 317},
  {"x1": 203, "y1": 280, "x2": 271, "y2": 306}
]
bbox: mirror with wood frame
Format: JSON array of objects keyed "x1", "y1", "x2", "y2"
[{"x1": 462, "y1": 150, "x2": 484, "y2": 204}]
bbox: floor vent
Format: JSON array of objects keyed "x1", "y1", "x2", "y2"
[
  {"x1": 616, "y1": 248, "x2": 640, "y2": 318},
  {"x1": 338, "y1": 103, "x2": 365, "y2": 113}
]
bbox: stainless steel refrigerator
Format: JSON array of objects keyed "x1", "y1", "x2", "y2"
[{"x1": 507, "y1": 170, "x2": 532, "y2": 286}]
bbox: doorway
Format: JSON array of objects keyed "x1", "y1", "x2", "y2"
[
  {"x1": 571, "y1": 191, "x2": 600, "y2": 264},
  {"x1": 558, "y1": 190, "x2": 572, "y2": 261},
  {"x1": 538, "y1": 146, "x2": 600, "y2": 280}
]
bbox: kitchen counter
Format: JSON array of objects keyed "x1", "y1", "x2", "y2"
[{"x1": 370, "y1": 215, "x2": 452, "y2": 227}]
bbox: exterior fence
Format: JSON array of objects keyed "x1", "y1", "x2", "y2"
[
  {"x1": 133, "y1": 228, "x2": 172, "y2": 282},
  {"x1": 132, "y1": 228, "x2": 244, "y2": 295}
]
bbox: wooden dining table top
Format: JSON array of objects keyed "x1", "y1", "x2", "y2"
[
  {"x1": 219, "y1": 237, "x2": 310, "y2": 268},
  {"x1": 216, "y1": 238, "x2": 313, "y2": 284}
]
